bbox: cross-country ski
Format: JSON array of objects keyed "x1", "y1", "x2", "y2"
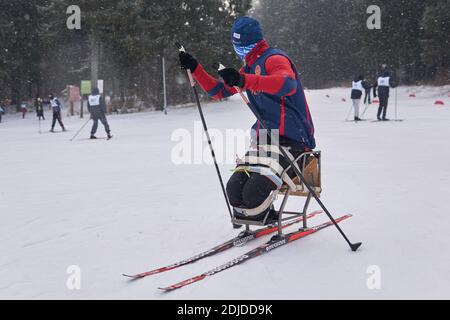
[
  {"x1": 159, "y1": 215, "x2": 352, "y2": 291},
  {"x1": 123, "y1": 211, "x2": 322, "y2": 279}
]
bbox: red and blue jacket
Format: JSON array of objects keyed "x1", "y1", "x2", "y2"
[{"x1": 192, "y1": 40, "x2": 316, "y2": 149}]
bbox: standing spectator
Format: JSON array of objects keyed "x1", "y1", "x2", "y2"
[
  {"x1": 374, "y1": 71, "x2": 397, "y2": 121},
  {"x1": 350, "y1": 75, "x2": 371, "y2": 121},
  {"x1": 88, "y1": 88, "x2": 112, "y2": 139},
  {"x1": 35, "y1": 97, "x2": 45, "y2": 120},
  {"x1": 49, "y1": 93, "x2": 66, "y2": 132}
]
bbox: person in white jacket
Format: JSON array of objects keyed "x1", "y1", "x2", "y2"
[
  {"x1": 87, "y1": 88, "x2": 112, "y2": 139},
  {"x1": 350, "y1": 75, "x2": 371, "y2": 121}
]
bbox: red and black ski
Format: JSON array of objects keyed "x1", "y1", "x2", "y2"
[
  {"x1": 123, "y1": 211, "x2": 322, "y2": 279},
  {"x1": 159, "y1": 214, "x2": 352, "y2": 291}
]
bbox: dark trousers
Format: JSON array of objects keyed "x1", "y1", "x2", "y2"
[
  {"x1": 91, "y1": 114, "x2": 110, "y2": 135},
  {"x1": 227, "y1": 148, "x2": 304, "y2": 210},
  {"x1": 364, "y1": 89, "x2": 371, "y2": 104},
  {"x1": 51, "y1": 111, "x2": 64, "y2": 129},
  {"x1": 37, "y1": 110, "x2": 45, "y2": 120},
  {"x1": 377, "y1": 95, "x2": 389, "y2": 119},
  {"x1": 227, "y1": 172, "x2": 277, "y2": 209}
]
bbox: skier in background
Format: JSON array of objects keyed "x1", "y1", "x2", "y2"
[
  {"x1": 374, "y1": 70, "x2": 397, "y2": 121},
  {"x1": 179, "y1": 16, "x2": 315, "y2": 224},
  {"x1": 88, "y1": 87, "x2": 112, "y2": 139},
  {"x1": 21, "y1": 101, "x2": 28, "y2": 119},
  {"x1": 35, "y1": 96, "x2": 45, "y2": 120},
  {"x1": 350, "y1": 75, "x2": 371, "y2": 121},
  {"x1": 363, "y1": 80, "x2": 373, "y2": 105},
  {"x1": 49, "y1": 93, "x2": 66, "y2": 132}
]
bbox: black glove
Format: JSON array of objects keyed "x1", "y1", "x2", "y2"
[
  {"x1": 218, "y1": 68, "x2": 245, "y2": 88},
  {"x1": 179, "y1": 52, "x2": 198, "y2": 72}
]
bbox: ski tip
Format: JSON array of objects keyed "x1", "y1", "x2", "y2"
[{"x1": 122, "y1": 273, "x2": 141, "y2": 280}]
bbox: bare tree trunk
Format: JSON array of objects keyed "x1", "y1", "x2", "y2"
[{"x1": 90, "y1": 35, "x2": 99, "y2": 91}]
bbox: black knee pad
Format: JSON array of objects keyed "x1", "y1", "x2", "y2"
[
  {"x1": 226, "y1": 171, "x2": 249, "y2": 207},
  {"x1": 242, "y1": 174, "x2": 277, "y2": 209}
]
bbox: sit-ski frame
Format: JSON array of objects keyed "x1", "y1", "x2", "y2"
[{"x1": 232, "y1": 151, "x2": 322, "y2": 239}]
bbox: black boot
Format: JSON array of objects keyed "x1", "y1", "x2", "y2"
[
  {"x1": 233, "y1": 207, "x2": 278, "y2": 225},
  {"x1": 107, "y1": 133, "x2": 113, "y2": 140},
  {"x1": 90, "y1": 135, "x2": 97, "y2": 139}
]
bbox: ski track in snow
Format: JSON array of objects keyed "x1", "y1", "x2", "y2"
[{"x1": 0, "y1": 86, "x2": 449, "y2": 299}]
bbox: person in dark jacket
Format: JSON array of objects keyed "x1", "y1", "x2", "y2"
[
  {"x1": 88, "y1": 88, "x2": 112, "y2": 139},
  {"x1": 35, "y1": 97, "x2": 45, "y2": 120},
  {"x1": 374, "y1": 71, "x2": 397, "y2": 121},
  {"x1": 49, "y1": 93, "x2": 66, "y2": 132},
  {"x1": 350, "y1": 75, "x2": 371, "y2": 121},
  {"x1": 179, "y1": 16, "x2": 315, "y2": 223},
  {"x1": 0, "y1": 105, "x2": 4, "y2": 123},
  {"x1": 364, "y1": 81, "x2": 373, "y2": 105}
]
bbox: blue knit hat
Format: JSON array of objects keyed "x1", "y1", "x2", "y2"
[{"x1": 231, "y1": 17, "x2": 263, "y2": 46}]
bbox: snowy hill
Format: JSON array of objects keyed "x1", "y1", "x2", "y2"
[{"x1": 0, "y1": 86, "x2": 449, "y2": 299}]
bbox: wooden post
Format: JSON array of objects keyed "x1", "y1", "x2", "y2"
[
  {"x1": 80, "y1": 95, "x2": 84, "y2": 118},
  {"x1": 69, "y1": 86, "x2": 74, "y2": 116}
]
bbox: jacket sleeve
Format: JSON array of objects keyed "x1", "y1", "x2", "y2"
[
  {"x1": 242, "y1": 55, "x2": 297, "y2": 96},
  {"x1": 192, "y1": 64, "x2": 238, "y2": 100},
  {"x1": 87, "y1": 100, "x2": 91, "y2": 113}
]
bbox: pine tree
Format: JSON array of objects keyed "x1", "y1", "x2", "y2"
[{"x1": 421, "y1": 0, "x2": 450, "y2": 83}]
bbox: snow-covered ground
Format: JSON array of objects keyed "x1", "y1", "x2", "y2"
[{"x1": 1, "y1": 86, "x2": 449, "y2": 299}]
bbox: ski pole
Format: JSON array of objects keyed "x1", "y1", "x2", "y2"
[
  {"x1": 344, "y1": 104, "x2": 353, "y2": 121},
  {"x1": 175, "y1": 43, "x2": 239, "y2": 229},
  {"x1": 361, "y1": 101, "x2": 370, "y2": 119},
  {"x1": 69, "y1": 117, "x2": 91, "y2": 141},
  {"x1": 215, "y1": 62, "x2": 362, "y2": 251},
  {"x1": 395, "y1": 87, "x2": 398, "y2": 121}
]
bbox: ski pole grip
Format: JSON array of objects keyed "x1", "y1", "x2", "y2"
[
  {"x1": 214, "y1": 62, "x2": 250, "y2": 104},
  {"x1": 175, "y1": 42, "x2": 195, "y2": 87},
  {"x1": 175, "y1": 42, "x2": 185, "y2": 53},
  {"x1": 213, "y1": 62, "x2": 226, "y2": 71}
]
